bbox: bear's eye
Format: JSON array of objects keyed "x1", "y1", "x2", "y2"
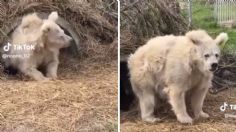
[
  {"x1": 204, "y1": 54, "x2": 210, "y2": 58},
  {"x1": 215, "y1": 54, "x2": 219, "y2": 58},
  {"x1": 60, "y1": 36, "x2": 65, "y2": 40},
  {"x1": 46, "y1": 27, "x2": 50, "y2": 32}
]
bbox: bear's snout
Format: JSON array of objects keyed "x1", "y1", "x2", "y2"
[
  {"x1": 67, "y1": 35, "x2": 73, "y2": 43},
  {"x1": 210, "y1": 63, "x2": 218, "y2": 71},
  {"x1": 62, "y1": 35, "x2": 72, "y2": 48}
]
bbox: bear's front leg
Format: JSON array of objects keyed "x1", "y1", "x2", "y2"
[
  {"x1": 46, "y1": 61, "x2": 59, "y2": 79},
  {"x1": 20, "y1": 66, "x2": 49, "y2": 81},
  {"x1": 191, "y1": 87, "x2": 209, "y2": 119},
  {"x1": 168, "y1": 84, "x2": 193, "y2": 124}
]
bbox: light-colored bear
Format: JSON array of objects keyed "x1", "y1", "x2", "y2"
[
  {"x1": 5, "y1": 11, "x2": 72, "y2": 81},
  {"x1": 128, "y1": 30, "x2": 228, "y2": 124}
]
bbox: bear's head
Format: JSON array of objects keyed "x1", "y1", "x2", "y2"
[
  {"x1": 40, "y1": 12, "x2": 72, "y2": 50},
  {"x1": 186, "y1": 30, "x2": 228, "y2": 73}
]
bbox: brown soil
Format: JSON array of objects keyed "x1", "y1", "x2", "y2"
[
  {"x1": 0, "y1": 60, "x2": 118, "y2": 132},
  {"x1": 121, "y1": 88, "x2": 236, "y2": 132}
]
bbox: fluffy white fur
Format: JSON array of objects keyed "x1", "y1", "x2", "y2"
[
  {"x1": 128, "y1": 30, "x2": 228, "y2": 123},
  {"x1": 6, "y1": 12, "x2": 72, "y2": 81}
]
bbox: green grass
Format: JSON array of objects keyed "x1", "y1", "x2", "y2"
[{"x1": 190, "y1": 1, "x2": 236, "y2": 51}]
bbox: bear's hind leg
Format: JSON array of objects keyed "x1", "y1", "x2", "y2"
[
  {"x1": 131, "y1": 82, "x2": 160, "y2": 123},
  {"x1": 131, "y1": 80, "x2": 160, "y2": 123},
  {"x1": 138, "y1": 90, "x2": 160, "y2": 123}
]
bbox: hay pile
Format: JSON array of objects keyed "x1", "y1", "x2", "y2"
[
  {"x1": 121, "y1": 0, "x2": 188, "y2": 56},
  {"x1": 0, "y1": 0, "x2": 117, "y2": 61}
]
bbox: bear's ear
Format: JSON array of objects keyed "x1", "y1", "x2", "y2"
[
  {"x1": 188, "y1": 37, "x2": 201, "y2": 45},
  {"x1": 215, "y1": 32, "x2": 228, "y2": 46},
  {"x1": 185, "y1": 30, "x2": 209, "y2": 45},
  {"x1": 48, "y1": 11, "x2": 58, "y2": 22}
]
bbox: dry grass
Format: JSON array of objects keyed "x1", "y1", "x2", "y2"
[
  {"x1": 121, "y1": 88, "x2": 236, "y2": 132},
  {"x1": 0, "y1": 59, "x2": 118, "y2": 132}
]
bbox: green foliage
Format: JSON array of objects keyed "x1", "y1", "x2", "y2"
[{"x1": 191, "y1": 0, "x2": 236, "y2": 51}]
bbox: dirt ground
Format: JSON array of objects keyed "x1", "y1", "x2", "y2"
[
  {"x1": 0, "y1": 59, "x2": 117, "y2": 132},
  {"x1": 121, "y1": 88, "x2": 236, "y2": 132}
]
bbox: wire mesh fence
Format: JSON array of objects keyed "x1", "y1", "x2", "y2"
[{"x1": 180, "y1": 0, "x2": 236, "y2": 27}]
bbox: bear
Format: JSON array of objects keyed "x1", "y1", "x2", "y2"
[
  {"x1": 128, "y1": 30, "x2": 228, "y2": 124},
  {"x1": 19, "y1": 12, "x2": 44, "y2": 34},
  {"x1": 4, "y1": 11, "x2": 72, "y2": 81}
]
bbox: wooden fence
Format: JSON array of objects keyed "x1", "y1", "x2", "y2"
[{"x1": 214, "y1": 0, "x2": 236, "y2": 26}]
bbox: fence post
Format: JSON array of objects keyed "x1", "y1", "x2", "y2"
[{"x1": 188, "y1": 0, "x2": 192, "y2": 28}]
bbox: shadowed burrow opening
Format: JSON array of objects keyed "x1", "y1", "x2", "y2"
[
  {"x1": 1, "y1": 12, "x2": 80, "y2": 75},
  {"x1": 120, "y1": 56, "x2": 135, "y2": 111}
]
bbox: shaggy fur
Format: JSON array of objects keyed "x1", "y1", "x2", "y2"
[
  {"x1": 128, "y1": 30, "x2": 228, "y2": 123},
  {"x1": 6, "y1": 12, "x2": 72, "y2": 81}
]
